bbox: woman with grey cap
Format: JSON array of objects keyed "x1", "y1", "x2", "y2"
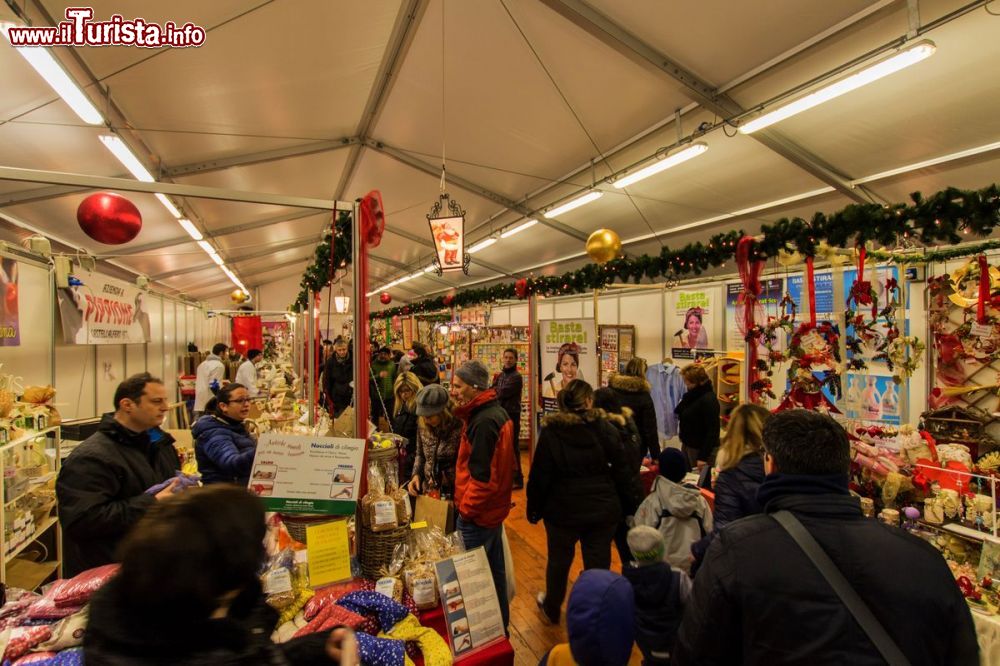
[{"x1": 408, "y1": 384, "x2": 462, "y2": 499}]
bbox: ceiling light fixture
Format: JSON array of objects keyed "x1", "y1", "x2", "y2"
[
  {"x1": 0, "y1": 22, "x2": 104, "y2": 125},
  {"x1": 739, "y1": 40, "x2": 936, "y2": 134},
  {"x1": 500, "y1": 219, "x2": 538, "y2": 238},
  {"x1": 196, "y1": 240, "x2": 217, "y2": 256},
  {"x1": 423, "y1": 264, "x2": 437, "y2": 273},
  {"x1": 467, "y1": 237, "x2": 498, "y2": 254},
  {"x1": 155, "y1": 193, "x2": 182, "y2": 219},
  {"x1": 209, "y1": 253, "x2": 225, "y2": 267},
  {"x1": 543, "y1": 191, "x2": 603, "y2": 219},
  {"x1": 334, "y1": 289, "x2": 350, "y2": 314},
  {"x1": 177, "y1": 218, "x2": 203, "y2": 241},
  {"x1": 612, "y1": 142, "x2": 708, "y2": 188},
  {"x1": 98, "y1": 135, "x2": 154, "y2": 182}
]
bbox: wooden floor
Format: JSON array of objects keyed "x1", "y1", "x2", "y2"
[{"x1": 505, "y1": 451, "x2": 642, "y2": 665}]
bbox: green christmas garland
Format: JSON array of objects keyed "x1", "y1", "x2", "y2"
[
  {"x1": 291, "y1": 210, "x2": 353, "y2": 312},
  {"x1": 288, "y1": 184, "x2": 1000, "y2": 317}
]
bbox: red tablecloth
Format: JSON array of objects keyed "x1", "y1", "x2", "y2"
[{"x1": 419, "y1": 607, "x2": 515, "y2": 665}]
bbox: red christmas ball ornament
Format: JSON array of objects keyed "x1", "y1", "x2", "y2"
[
  {"x1": 515, "y1": 278, "x2": 528, "y2": 299},
  {"x1": 443, "y1": 293, "x2": 455, "y2": 307},
  {"x1": 76, "y1": 192, "x2": 143, "y2": 245},
  {"x1": 402, "y1": 306, "x2": 411, "y2": 315},
  {"x1": 379, "y1": 292, "x2": 392, "y2": 305}
]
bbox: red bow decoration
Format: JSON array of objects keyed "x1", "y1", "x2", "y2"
[
  {"x1": 360, "y1": 190, "x2": 385, "y2": 247},
  {"x1": 443, "y1": 293, "x2": 455, "y2": 307},
  {"x1": 515, "y1": 278, "x2": 529, "y2": 299},
  {"x1": 977, "y1": 254, "x2": 990, "y2": 324},
  {"x1": 805, "y1": 256, "x2": 817, "y2": 325},
  {"x1": 848, "y1": 246, "x2": 877, "y2": 319},
  {"x1": 736, "y1": 237, "x2": 765, "y2": 401}
]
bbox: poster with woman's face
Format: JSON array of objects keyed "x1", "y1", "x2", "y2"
[
  {"x1": 0, "y1": 258, "x2": 20, "y2": 347},
  {"x1": 668, "y1": 287, "x2": 722, "y2": 359},
  {"x1": 538, "y1": 319, "x2": 597, "y2": 411}
]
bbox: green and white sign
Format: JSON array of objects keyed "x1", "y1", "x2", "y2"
[{"x1": 248, "y1": 434, "x2": 366, "y2": 515}]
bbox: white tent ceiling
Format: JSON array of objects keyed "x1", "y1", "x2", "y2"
[{"x1": 1, "y1": 0, "x2": 998, "y2": 310}]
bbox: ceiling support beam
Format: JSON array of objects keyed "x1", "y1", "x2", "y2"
[
  {"x1": 0, "y1": 184, "x2": 88, "y2": 208},
  {"x1": 365, "y1": 139, "x2": 590, "y2": 242},
  {"x1": 114, "y1": 211, "x2": 323, "y2": 257},
  {"x1": 333, "y1": 0, "x2": 430, "y2": 200},
  {"x1": 164, "y1": 138, "x2": 360, "y2": 178},
  {"x1": 369, "y1": 253, "x2": 454, "y2": 288},
  {"x1": 151, "y1": 237, "x2": 318, "y2": 281},
  {"x1": 536, "y1": 0, "x2": 883, "y2": 205}
]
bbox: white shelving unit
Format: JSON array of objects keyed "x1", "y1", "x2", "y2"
[{"x1": 1, "y1": 426, "x2": 61, "y2": 591}]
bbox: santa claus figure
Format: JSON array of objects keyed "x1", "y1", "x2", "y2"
[{"x1": 436, "y1": 221, "x2": 461, "y2": 265}]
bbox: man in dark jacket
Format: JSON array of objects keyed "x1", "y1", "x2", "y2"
[
  {"x1": 491, "y1": 348, "x2": 524, "y2": 488},
  {"x1": 674, "y1": 410, "x2": 979, "y2": 665},
  {"x1": 322, "y1": 339, "x2": 353, "y2": 417},
  {"x1": 56, "y1": 373, "x2": 181, "y2": 576},
  {"x1": 451, "y1": 360, "x2": 515, "y2": 632}
]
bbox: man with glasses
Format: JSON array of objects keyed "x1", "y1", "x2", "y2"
[
  {"x1": 57, "y1": 373, "x2": 183, "y2": 576},
  {"x1": 673, "y1": 409, "x2": 978, "y2": 665}
]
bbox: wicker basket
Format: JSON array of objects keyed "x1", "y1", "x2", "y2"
[
  {"x1": 279, "y1": 514, "x2": 342, "y2": 545},
  {"x1": 358, "y1": 524, "x2": 408, "y2": 580}
]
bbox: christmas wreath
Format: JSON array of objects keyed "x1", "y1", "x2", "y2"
[
  {"x1": 776, "y1": 321, "x2": 843, "y2": 413},
  {"x1": 883, "y1": 335, "x2": 926, "y2": 384}
]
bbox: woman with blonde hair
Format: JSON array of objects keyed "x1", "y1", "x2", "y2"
[
  {"x1": 690, "y1": 403, "x2": 771, "y2": 574},
  {"x1": 392, "y1": 371, "x2": 422, "y2": 481}
]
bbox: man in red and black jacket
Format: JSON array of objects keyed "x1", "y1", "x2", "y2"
[
  {"x1": 491, "y1": 348, "x2": 524, "y2": 488},
  {"x1": 451, "y1": 360, "x2": 515, "y2": 632}
]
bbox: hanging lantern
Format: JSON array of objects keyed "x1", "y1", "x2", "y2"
[
  {"x1": 585, "y1": 228, "x2": 622, "y2": 264},
  {"x1": 333, "y1": 288, "x2": 350, "y2": 313},
  {"x1": 427, "y1": 192, "x2": 470, "y2": 275},
  {"x1": 380, "y1": 292, "x2": 392, "y2": 305},
  {"x1": 76, "y1": 192, "x2": 143, "y2": 245}
]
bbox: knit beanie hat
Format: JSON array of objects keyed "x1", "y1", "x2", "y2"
[
  {"x1": 627, "y1": 525, "x2": 665, "y2": 566},
  {"x1": 658, "y1": 447, "x2": 689, "y2": 483},
  {"x1": 455, "y1": 360, "x2": 490, "y2": 390},
  {"x1": 415, "y1": 384, "x2": 449, "y2": 416}
]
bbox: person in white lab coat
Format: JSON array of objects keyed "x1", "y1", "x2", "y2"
[
  {"x1": 235, "y1": 349, "x2": 263, "y2": 398},
  {"x1": 194, "y1": 343, "x2": 228, "y2": 418}
]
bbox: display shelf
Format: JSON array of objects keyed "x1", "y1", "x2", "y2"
[
  {"x1": 1, "y1": 426, "x2": 60, "y2": 452},
  {"x1": 598, "y1": 325, "x2": 635, "y2": 387},
  {"x1": 4, "y1": 516, "x2": 57, "y2": 565},
  {"x1": 472, "y1": 334, "x2": 531, "y2": 442},
  {"x1": 0, "y1": 426, "x2": 61, "y2": 586},
  {"x1": 5, "y1": 558, "x2": 59, "y2": 591}
]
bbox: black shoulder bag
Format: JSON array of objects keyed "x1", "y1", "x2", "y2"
[{"x1": 772, "y1": 510, "x2": 911, "y2": 666}]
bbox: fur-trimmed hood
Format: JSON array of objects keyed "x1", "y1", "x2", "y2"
[
  {"x1": 604, "y1": 406, "x2": 634, "y2": 428},
  {"x1": 542, "y1": 407, "x2": 611, "y2": 429},
  {"x1": 608, "y1": 374, "x2": 651, "y2": 394}
]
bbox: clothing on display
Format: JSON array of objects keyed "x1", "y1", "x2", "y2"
[{"x1": 646, "y1": 362, "x2": 687, "y2": 440}]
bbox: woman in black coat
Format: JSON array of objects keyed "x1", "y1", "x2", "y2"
[
  {"x1": 593, "y1": 388, "x2": 646, "y2": 570},
  {"x1": 690, "y1": 403, "x2": 770, "y2": 574},
  {"x1": 392, "y1": 372, "x2": 422, "y2": 481},
  {"x1": 527, "y1": 380, "x2": 633, "y2": 624},
  {"x1": 409, "y1": 342, "x2": 439, "y2": 386},
  {"x1": 675, "y1": 363, "x2": 720, "y2": 470},
  {"x1": 85, "y1": 485, "x2": 353, "y2": 665},
  {"x1": 607, "y1": 357, "x2": 660, "y2": 460}
]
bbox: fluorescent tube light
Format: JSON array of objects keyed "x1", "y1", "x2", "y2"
[
  {"x1": 209, "y1": 253, "x2": 225, "y2": 267},
  {"x1": 500, "y1": 219, "x2": 538, "y2": 238},
  {"x1": 155, "y1": 194, "x2": 182, "y2": 219},
  {"x1": 423, "y1": 264, "x2": 437, "y2": 273},
  {"x1": 467, "y1": 238, "x2": 498, "y2": 254},
  {"x1": 613, "y1": 142, "x2": 708, "y2": 188},
  {"x1": 177, "y1": 218, "x2": 203, "y2": 241},
  {"x1": 99, "y1": 135, "x2": 154, "y2": 182},
  {"x1": 740, "y1": 40, "x2": 936, "y2": 134},
  {"x1": 543, "y1": 191, "x2": 603, "y2": 219},
  {"x1": 0, "y1": 22, "x2": 104, "y2": 125},
  {"x1": 408, "y1": 272, "x2": 424, "y2": 280},
  {"x1": 196, "y1": 240, "x2": 217, "y2": 256}
]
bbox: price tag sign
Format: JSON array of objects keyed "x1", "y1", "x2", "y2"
[{"x1": 971, "y1": 322, "x2": 994, "y2": 339}]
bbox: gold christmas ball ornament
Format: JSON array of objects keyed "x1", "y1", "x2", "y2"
[
  {"x1": 230, "y1": 289, "x2": 247, "y2": 304},
  {"x1": 586, "y1": 228, "x2": 622, "y2": 264}
]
